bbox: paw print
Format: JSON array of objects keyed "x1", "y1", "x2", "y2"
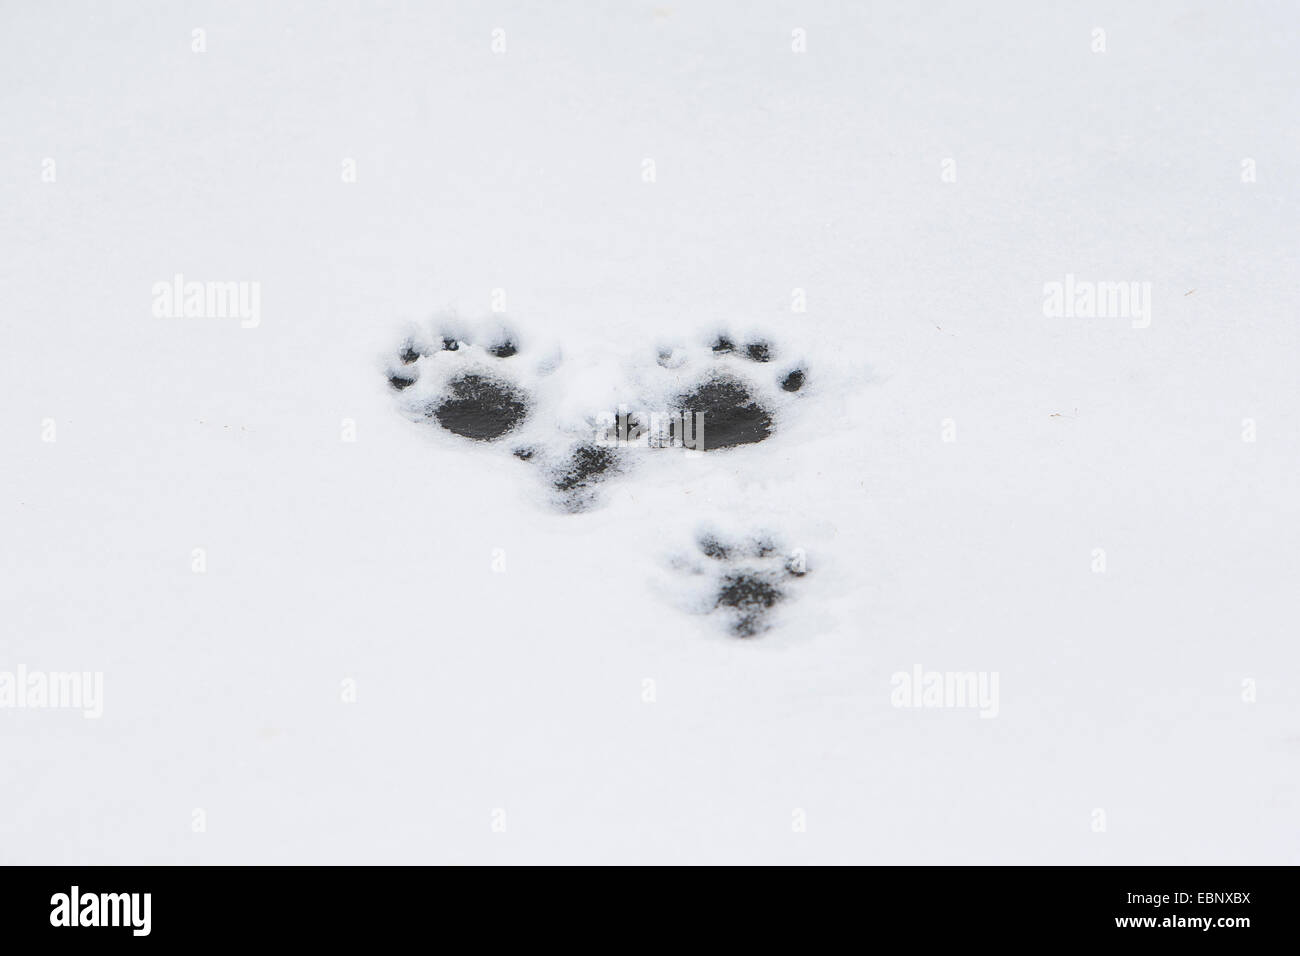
[
  {"x1": 532, "y1": 441, "x2": 624, "y2": 512},
  {"x1": 386, "y1": 321, "x2": 530, "y2": 440},
  {"x1": 386, "y1": 319, "x2": 629, "y2": 511},
  {"x1": 386, "y1": 318, "x2": 822, "y2": 634},
  {"x1": 649, "y1": 332, "x2": 808, "y2": 451},
  {"x1": 385, "y1": 323, "x2": 810, "y2": 509},
  {"x1": 671, "y1": 528, "x2": 809, "y2": 637}
]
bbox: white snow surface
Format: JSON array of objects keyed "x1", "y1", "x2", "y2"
[{"x1": 2, "y1": 1, "x2": 1298, "y2": 864}]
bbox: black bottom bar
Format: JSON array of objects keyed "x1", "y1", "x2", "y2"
[{"x1": 0, "y1": 865, "x2": 1287, "y2": 943}]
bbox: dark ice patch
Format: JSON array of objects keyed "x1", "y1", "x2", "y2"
[
  {"x1": 389, "y1": 373, "x2": 417, "y2": 391},
  {"x1": 780, "y1": 369, "x2": 805, "y2": 392}
]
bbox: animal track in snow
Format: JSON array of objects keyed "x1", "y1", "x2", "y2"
[
  {"x1": 669, "y1": 528, "x2": 809, "y2": 637},
  {"x1": 652, "y1": 333, "x2": 807, "y2": 451},
  {"x1": 388, "y1": 323, "x2": 529, "y2": 439},
  {"x1": 384, "y1": 320, "x2": 810, "y2": 511}
]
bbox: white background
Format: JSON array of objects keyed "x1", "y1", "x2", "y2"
[{"x1": 2, "y1": 1, "x2": 1297, "y2": 863}]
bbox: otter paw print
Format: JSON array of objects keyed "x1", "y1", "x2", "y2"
[
  {"x1": 671, "y1": 529, "x2": 809, "y2": 637},
  {"x1": 386, "y1": 321, "x2": 531, "y2": 440},
  {"x1": 386, "y1": 323, "x2": 813, "y2": 511},
  {"x1": 648, "y1": 332, "x2": 808, "y2": 451},
  {"x1": 385, "y1": 320, "x2": 630, "y2": 511}
]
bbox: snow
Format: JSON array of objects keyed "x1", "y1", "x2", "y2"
[{"x1": 1, "y1": 1, "x2": 1297, "y2": 863}]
